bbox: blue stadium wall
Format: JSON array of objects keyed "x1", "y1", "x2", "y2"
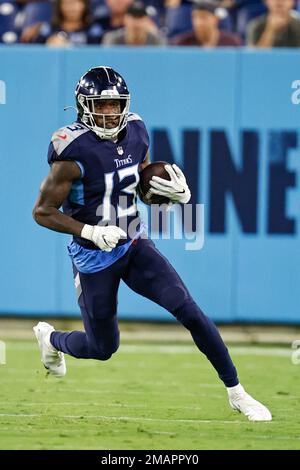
[{"x1": 0, "y1": 46, "x2": 299, "y2": 323}]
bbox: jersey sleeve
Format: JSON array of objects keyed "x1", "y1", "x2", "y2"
[{"x1": 47, "y1": 124, "x2": 88, "y2": 177}]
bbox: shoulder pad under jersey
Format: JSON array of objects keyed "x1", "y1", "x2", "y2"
[
  {"x1": 51, "y1": 122, "x2": 89, "y2": 157},
  {"x1": 127, "y1": 112, "x2": 143, "y2": 122}
]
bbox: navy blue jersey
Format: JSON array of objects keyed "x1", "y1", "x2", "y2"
[{"x1": 47, "y1": 113, "x2": 149, "y2": 250}]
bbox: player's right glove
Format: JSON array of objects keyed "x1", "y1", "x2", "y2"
[
  {"x1": 81, "y1": 225, "x2": 127, "y2": 252},
  {"x1": 149, "y1": 164, "x2": 191, "y2": 204}
]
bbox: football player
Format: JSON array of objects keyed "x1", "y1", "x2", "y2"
[{"x1": 32, "y1": 66, "x2": 271, "y2": 421}]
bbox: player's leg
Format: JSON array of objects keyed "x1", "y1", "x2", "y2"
[
  {"x1": 34, "y1": 259, "x2": 125, "y2": 376},
  {"x1": 122, "y1": 238, "x2": 272, "y2": 421},
  {"x1": 123, "y1": 239, "x2": 237, "y2": 386},
  {"x1": 50, "y1": 263, "x2": 121, "y2": 360}
]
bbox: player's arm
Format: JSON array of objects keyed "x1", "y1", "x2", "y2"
[
  {"x1": 33, "y1": 161, "x2": 84, "y2": 236},
  {"x1": 140, "y1": 151, "x2": 151, "y2": 171},
  {"x1": 33, "y1": 161, "x2": 126, "y2": 252}
]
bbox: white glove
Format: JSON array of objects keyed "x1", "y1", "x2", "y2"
[
  {"x1": 149, "y1": 164, "x2": 191, "y2": 204},
  {"x1": 81, "y1": 224, "x2": 126, "y2": 252}
]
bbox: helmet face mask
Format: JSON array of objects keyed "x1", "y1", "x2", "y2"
[
  {"x1": 75, "y1": 67, "x2": 130, "y2": 140},
  {"x1": 78, "y1": 93, "x2": 130, "y2": 140}
]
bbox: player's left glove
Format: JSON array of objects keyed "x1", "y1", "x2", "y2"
[
  {"x1": 81, "y1": 224, "x2": 126, "y2": 252},
  {"x1": 149, "y1": 164, "x2": 191, "y2": 204}
]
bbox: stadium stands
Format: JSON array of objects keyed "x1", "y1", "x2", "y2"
[
  {"x1": 20, "y1": 1, "x2": 52, "y2": 29},
  {"x1": 0, "y1": 1, "x2": 18, "y2": 43},
  {"x1": 236, "y1": 2, "x2": 267, "y2": 39},
  {"x1": 0, "y1": 1, "x2": 299, "y2": 46},
  {"x1": 165, "y1": 3, "x2": 192, "y2": 38}
]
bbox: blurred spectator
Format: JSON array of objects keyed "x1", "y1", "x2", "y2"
[
  {"x1": 102, "y1": 1, "x2": 165, "y2": 44},
  {"x1": 164, "y1": 0, "x2": 233, "y2": 38},
  {"x1": 165, "y1": 0, "x2": 233, "y2": 7},
  {"x1": 218, "y1": 0, "x2": 235, "y2": 6},
  {"x1": 164, "y1": 0, "x2": 193, "y2": 37},
  {"x1": 94, "y1": 0, "x2": 162, "y2": 30},
  {"x1": 19, "y1": 1, "x2": 52, "y2": 29},
  {"x1": 16, "y1": 0, "x2": 48, "y2": 4},
  {"x1": 0, "y1": 0, "x2": 53, "y2": 44},
  {"x1": 96, "y1": 0, "x2": 133, "y2": 32},
  {"x1": 232, "y1": 1, "x2": 267, "y2": 39},
  {"x1": 172, "y1": 1, "x2": 242, "y2": 46},
  {"x1": 247, "y1": 0, "x2": 300, "y2": 47},
  {"x1": 164, "y1": 0, "x2": 193, "y2": 6},
  {"x1": 23, "y1": 0, "x2": 103, "y2": 45}
]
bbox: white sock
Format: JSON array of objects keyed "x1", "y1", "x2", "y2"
[
  {"x1": 44, "y1": 331, "x2": 57, "y2": 352},
  {"x1": 226, "y1": 383, "x2": 245, "y2": 396}
]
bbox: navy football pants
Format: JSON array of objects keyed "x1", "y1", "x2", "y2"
[{"x1": 51, "y1": 238, "x2": 238, "y2": 387}]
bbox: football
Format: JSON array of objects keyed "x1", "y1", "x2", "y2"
[{"x1": 138, "y1": 161, "x2": 171, "y2": 205}]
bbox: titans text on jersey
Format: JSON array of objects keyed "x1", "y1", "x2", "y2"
[
  {"x1": 48, "y1": 113, "x2": 148, "y2": 247},
  {"x1": 47, "y1": 113, "x2": 149, "y2": 272}
]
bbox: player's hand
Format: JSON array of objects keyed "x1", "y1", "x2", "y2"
[
  {"x1": 149, "y1": 164, "x2": 191, "y2": 204},
  {"x1": 81, "y1": 225, "x2": 127, "y2": 252}
]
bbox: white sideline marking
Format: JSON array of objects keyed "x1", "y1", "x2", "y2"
[
  {"x1": 0, "y1": 402, "x2": 206, "y2": 410},
  {"x1": 5, "y1": 342, "x2": 292, "y2": 357},
  {"x1": 0, "y1": 413, "x2": 260, "y2": 425},
  {"x1": 229, "y1": 347, "x2": 291, "y2": 358},
  {"x1": 0, "y1": 385, "x2": 220, "y2": 397}
]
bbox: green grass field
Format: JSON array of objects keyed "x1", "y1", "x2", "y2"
[{"x1": 0, "y1": 339, "x2": 299, "y2": 450}]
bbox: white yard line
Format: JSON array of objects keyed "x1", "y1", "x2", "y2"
[
  {"x1": 0, "y1": 413, "x2": 262, "y2": 425},
  {"x1": 3, "y1": 343, "x2": 293, "y2": 357},
  {"x1": 0, "y1": 402, "x2": 207, "y2": 410},
  {"x1": 0, "y1": 386, "x2": 220, "y2": 397}
]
